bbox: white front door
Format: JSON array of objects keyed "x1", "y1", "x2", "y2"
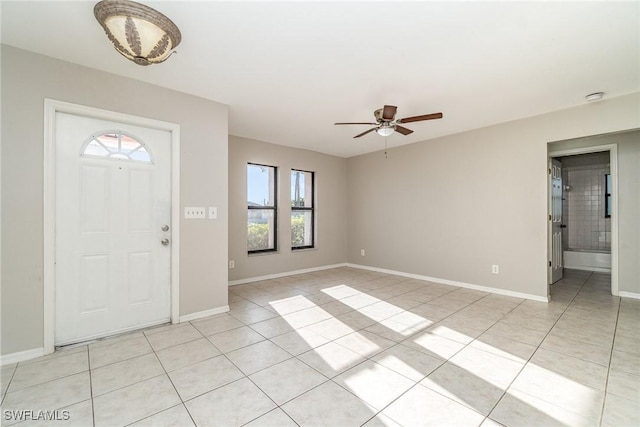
[
  {"x1": 55, "y1": 112, "x2": 172, "y2": 345},
  {"x1": 550, "y1": 158, "x2": 564, "y2": 284}
]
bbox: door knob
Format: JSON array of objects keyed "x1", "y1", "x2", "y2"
[
  {"x1": 161, "y1": 238, "x2": 170, "y2": 246},
  {"x1": 161, "y1": 224, "x2": 170, "y2": 232}
]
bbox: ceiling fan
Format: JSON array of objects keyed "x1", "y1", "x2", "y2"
[{"x1": 335, "y1": 105, "x2": 443, "y2": 138}]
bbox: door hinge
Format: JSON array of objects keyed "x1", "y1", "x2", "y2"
[{"x1": 549, "y1": 260, "x2": 552, "y2": 267}]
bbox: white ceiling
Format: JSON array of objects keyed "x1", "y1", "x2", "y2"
[{"x1": 2, "y1": 1, "x2": 639, "y2": 157}]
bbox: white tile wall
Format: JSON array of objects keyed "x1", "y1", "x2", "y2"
[{"x1": 563, "y1": 164, "x2": 611, "y2": 251}]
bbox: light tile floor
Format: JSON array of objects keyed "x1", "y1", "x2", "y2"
[{"x1": 1, "y1": 268, "x2": 639, "y2": 426}]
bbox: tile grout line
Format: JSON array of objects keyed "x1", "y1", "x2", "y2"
[
  {"x1": 598, "y1": 275, "x2": 622, "y2": 427},
  {"x1": 486, "y1": 271, "x2": 594, "y2": 423},
  {"x1": 211, "y1": 347, "x2": 294, "y2": 425},
  {"x1": 117, "y1": 327, "x2": 206, "y2": 426},
  {"x1": 164, "y1": 309, "x2": 298, "y2": 419},
  {"x1": 456, "y1": 295, "x2": 538, "y2": 424},
  {"x1": 3, "y1": 348, "x2": 91, "y2": 406},
  {"x1": 162, "y1": 320, "x2": 210, "y2": 427},
  {"x1": 392, "y1": 272, "x2": 589, "y2": 425},
  {"x1": 389, "y1": 272, "x2": 582, "y2": 424},
  {"x1": 1, "y1": 361, "x2": 19, "y2": 404},
  {"x1": 236, "y1": 275, "x2": 459, "y2": 320},
  {"x1": 239, "y1": 365, "x2": 307, "y2": 426},
  {"x1": 120, "y1": 341, "x2": 177, "y2": 426},
  {"x1": 364, "y1": 291, "x2": 534, "y2": 426},
  {"x1": 150, "y1": 310, "x2": 323, "y2": 419},
  {"x1": 327, "y1": 284, "x2": 505, "y2": 425},
  {"x1": 86, "y1": 347, "x2": 97, "y2": 427},
  {"x1": 235, "y1": 274, "x2": 461, "y2": 426}
]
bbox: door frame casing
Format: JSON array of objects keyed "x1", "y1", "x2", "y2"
[
  {"x1": 44, "y1": 99, "x2": 181, "y2": 354},
  {"x1": 547, "y1": 143, "x2": 618, "y2": 296}
]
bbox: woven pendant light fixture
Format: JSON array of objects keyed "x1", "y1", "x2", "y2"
[{"x1": 94, "y1": 0, "x2": 181, "y2": 66}]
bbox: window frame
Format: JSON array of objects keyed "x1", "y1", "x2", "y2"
[
  {"x1": 247, "y1": 163, "x2": 278, "y2": 254},
  {"x1": 290, "y1": 169, "x2": 315, "y2": 250}
]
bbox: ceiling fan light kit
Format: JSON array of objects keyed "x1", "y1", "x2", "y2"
[
  {"x1": 94, "y1": 0, "x2": 182, "y2": 66},
  {"x1": 376, "y1": 126, "x2": 395, "y2": 137},
  {"x1": 335, "y1": 105, "x2": 443, "y2": 139}
]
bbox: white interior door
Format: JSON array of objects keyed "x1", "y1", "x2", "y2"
[
  {"x1": 550, "y1": 158, "x2": 564, "y2": 284},
  {"x1": 55, "y1": 112, "x2": 172, "y2": 345}
]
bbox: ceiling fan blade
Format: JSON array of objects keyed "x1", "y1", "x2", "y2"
[
  {"x1": 334, "y1": 122, "x2": 378, "y2": 125},
  {"x1": 397, "y1": 112, "x2": 443, "y2": 123},
  {"x1": 395, "y1": 125, "x2": 414, "y2": 136},
  {"x1": 353, "y1": 128, "x2": 377, "y2": 138},
  {"x1": 382, "y1": 105, "x2": 397, "y2": 120}
]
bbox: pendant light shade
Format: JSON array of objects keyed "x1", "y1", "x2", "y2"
[{"x1": 94, "y1": 0, "x2": 181, "y2": 66}]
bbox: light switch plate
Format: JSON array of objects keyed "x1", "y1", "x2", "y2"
[
  {"x1": 209, "y1": 207, "x2": 218, "y2": 219},
  {"x1": 185, "y1": 207, "x2": 206, "y2": 219}
]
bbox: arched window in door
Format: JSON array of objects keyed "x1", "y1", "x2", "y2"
[{"x1": 80, "y1": 130, "x2": 153, "y2": 163}]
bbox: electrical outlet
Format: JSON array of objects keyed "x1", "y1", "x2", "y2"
[
  {"x1": 361, "y1": 249, "x2": 366, "y2": 256},
  {"x1": 184, "y1": 207, "x2": 206, "y2": 219},
  {"x1": 229, "y1": 260, "x2": 235, "y2": 269},
  {"x1": 209, "y1": 207, "x2": 218, "y2": 219},
  {"x1": 492, "y1": 265, "x2": 500, "y2": 274}
]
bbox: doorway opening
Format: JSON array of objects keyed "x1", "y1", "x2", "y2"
[{"x1": 548, "y1": 141, "x2": 618, "y2": 297}]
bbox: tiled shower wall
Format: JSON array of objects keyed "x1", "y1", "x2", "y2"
[{"x1": 562, "y1": 164, "x2": 611, "y2": 251}]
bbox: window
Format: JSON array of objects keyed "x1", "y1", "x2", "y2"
[
  {"x1": 81, "y1": 131, "x2": 152, "y2": 163},
  {"x1": 291, "y1": 169, "x2": 315, "y2": 249},
  {"x1": 605, "y1": 174, "x2": 612, "y2": 218},
  {"x1": 247, "y1": 164, "x2": 277, "y2": 253}
]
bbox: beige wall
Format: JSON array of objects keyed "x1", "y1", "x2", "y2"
[
  {"x1": 1, "y1": 46, "x2": 229, "y2": 355},
  {"x1": 229, "y1": 136, "x2": 347, "y2": 281},
  {"x1": 347, "y1": 93, "x2": 640, "y2": 299},
  {"x1": 550, "y1": 130, "x2": 640, "y2": 295}
]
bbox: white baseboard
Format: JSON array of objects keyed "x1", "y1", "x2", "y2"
[
  {"x1": 346, "y1": 263, "x2": 549, "y2": 303},
  {"x1": 229, "y1": 263, "x2": 348, "y2": 286},
  {"x1": 619, "y1": 291, "x2": 640, "y2": 300},
  {"x1": 180, "y1": 305, "x2": 229, "y2": 322},
  {"x1": 1, "y1": 347, "x2": 45, "y2": 366}
]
